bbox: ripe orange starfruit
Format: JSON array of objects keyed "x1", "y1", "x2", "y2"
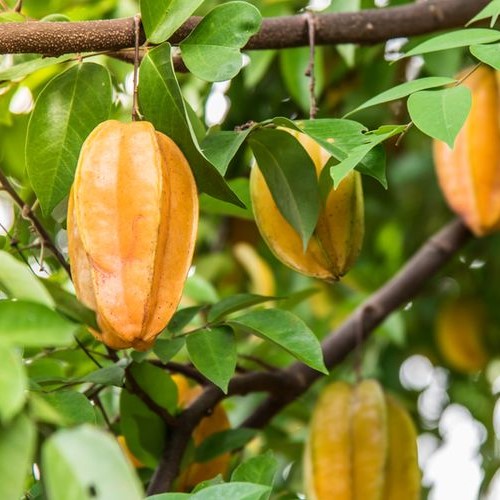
[{"x1": 68, "y1": 120, "x2": 198, "y2": 351}]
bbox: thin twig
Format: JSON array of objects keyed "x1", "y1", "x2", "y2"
[
  {"x1": 150, "y1": 360, "x2": 209, "y2": 385},
  {"x1": 94, "y1": 396, "x2": 113, "y2": 430},
  {"x1": 85, "y1": 385, "x2": 105, "y2": 399},
  {"x1": 0, "y1": 168, "x2": 71, "y2": 275},
  {"x1": 13, "y1": 0, "x2": 22, "y2": 13},
  {"x1": 125, "y1": 367, "x2": 177, "y2": 426},
  {"x1": 0, "y1": 0, "x2": 9, "y2": 11},
  {"x1": 74, "y1": 336, "x2": 103, "y2": 369}
]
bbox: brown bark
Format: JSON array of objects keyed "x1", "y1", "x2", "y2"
[{"x1": 0, "y1": 0, "x2": 489, "y2": 56}]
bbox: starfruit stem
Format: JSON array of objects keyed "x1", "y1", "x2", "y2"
[
  {"x1": 131, "y1": 14, "x2": 141, "y2": 122},
  {"x1": 74, "y1": 336, "x2": 103, "y2": 368},
  {"x1": 455, "y1": 63, "x2": 481, "y2": 86}
]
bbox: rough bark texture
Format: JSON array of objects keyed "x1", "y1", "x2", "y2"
[{"x1": 0, "y1": 0, "x2": 489, "y2": 56}]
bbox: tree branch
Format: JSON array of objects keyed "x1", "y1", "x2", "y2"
[
  {"x1": 125, "y1": 366, "x2": 177, "y2": 427},
  {"x1": 147, "y1": 218, "x2": 472, "y2": 494},
  {"x1": 242, "y1": 218, "x2": 472, "y2": 428},
  {"x1": 0, "y1": 0, "x2": 488, "y2": 56}
]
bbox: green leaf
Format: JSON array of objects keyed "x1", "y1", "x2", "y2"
[
  {"x1": 180, "y1": 2, "x2": 262, "y2": 81},
  {"x1": 185, "y1": 274, "x2": 219, "y2": 304},
  {"x1": 201, "y1": 129, "x2": 254, "y2": 175},
  {"x1": 29, "y1": 392, "x2": 69, "y2": 426},
  {"x1": 147, "y1": 495, "x2": 190, "y2": 500},
  {"x1": 280, "y1": 46, "x2": 324, "y2": 113},
  {"x1": 141, "y1": 0, "x2": 204, "y2": 44},
  {"x1": 195, "y1": 428, "x2": 257, "y2": 462},
  {"x1": 470, "y1": 43, "x2": 500, "y2": 70},
  {"x1": 200, "y1": 178, "x2": 253, "y2": 220},
  {"x1": 467, "y1": 0, "x2": 500, "y2": 27},
  {"x1": 0, "y1": 250, "x2": 54, "y2": 306},
  {"x1": 192, "y1": 475, "x2": 225, "y2": 493},
  {"x1": 191, "y1": 482, "x2": 270, "y2": 500},
  {"x1": 128, "y1": 362, "x2": 178, "y2": 414},
  {"x1": 0, "y1": 343, "x2": 27, "y2": 423},
  {"x1": 26, "y1": 63, "x2": 112, "y2": 214},
  {"x1": 0, "y1": 54, "x2": 74, "y2": 83},
  {"x1": 186, "y1": 327, "x2": 236, "y2": 392},
  {"x1": 208, "y1": 293, "x2": 277, "y2": 322},
  {"x1": 231, "y1": 450, "x2": 277, "y2": 489},
  {"x1": 80, "y1": 365, "x2": 125, "y2": 386},
  {"x1": 0, "y1": 300, "x2": 78, "y2": 347},
  {"x1": 248, "y1": 128, "x2": 321, "y2": 248},
  {"x1": 139, "y1": 43, "x2": 243, "y2": 207},
  {"x1": 407, "y1": 87, "x2": 471, "y2": 147},
  {"x1": 168, "y1": 306, "x2": 205, "y2": 334},
  {"x1": 154, "y1": 337, "x2": 185, "y2": 363},
  {"x1": 229, "y1": 309, "x2": 327, "y2": 374},
  {"x1": 120, "y1": 389, "x2": 165, "y2": 468},
  {"x1": 344, "y1": 77, "x2": 456, "y2": 117},
  {"x1": 36, "y1": 391, "x2": 96, "y2": 426},
  {"x1": 42, "y1": 425, "x2": 144, "y2": 500},
  {"x1": 0, "y1": 413, "x2": 36, "y2": 500},
  {"x1": 329, "y1": 125, "x2": 404, "y2": 187},
  {"x1": 271, "y1": 117, "x2": 387, "y2": 186},
  {"x1": 403, "y1": 29, "x2": 500, "y2": 58}
]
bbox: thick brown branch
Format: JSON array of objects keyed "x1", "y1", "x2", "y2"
[
  {"x1": 0, "y1": 0, "x2": 488, "y2": 56},
  {"x1": 242, "y1": 218, "x2": 471, "y2": 428},
  {"x1": 146, "y1": 218, "x2": 471, "y2": 494}
]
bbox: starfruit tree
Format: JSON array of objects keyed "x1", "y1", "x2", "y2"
[{"x1": 0, "y1": 0, "x2": 499, "y2": 499}]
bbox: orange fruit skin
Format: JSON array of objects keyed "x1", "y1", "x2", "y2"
[
  {"x1": 436, "y1": 299, "x2": 489, "y2": 374},
  {"x1": 305, "y1": 380, "x2": 421, "y2": 500},
  {"x1": 68, "y1": 120, "x2": 198, "y2": 350},
  {"x1": 433, "y1": 67, "x2": 500, "y2": 236},
  {"x1": 117, "y1": 435, "x2": 144, "y2": 469},
  {"x1": 250, "y1": 130, "x2": 364, "y2": 281}
]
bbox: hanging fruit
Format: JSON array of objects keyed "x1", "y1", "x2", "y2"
[
  {"x1": 436, "y1": 298, "x2": 489, "y2": 374},
  {"x1": 250, "y1": 130, "x2": 364, "y2": 281},
  {"x1": 433, "y1": 66, "x2": 500, "y2": 236},
  {"x1": 304, "y1": 379, "x2": 420, "y2": 500},
  {"x1": 68, "y1": 120, "x2": 199, "y2": 351},
  {"x1": 172, "y1": 375, "x2": 231, "y2": 492}
]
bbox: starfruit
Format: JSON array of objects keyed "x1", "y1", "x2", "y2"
[
  {"x1": 433, "y1": 66, "x2": 500, "y2": 236},
  {"x1": 250, "y1": 130, "x2": 364, "y2": 281},
  {"x1": 68, "y1": 120, "x2": 199, "y2": 351},
  {"x1": 304, "y1": 379, "x2": 420, "y2": 500},
  {"x1": 172, "y1": 375, "x2": 231, "y2": 492},
  {"x1": 436, "y1": 298, "x2": 489, "y2": 374}
]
